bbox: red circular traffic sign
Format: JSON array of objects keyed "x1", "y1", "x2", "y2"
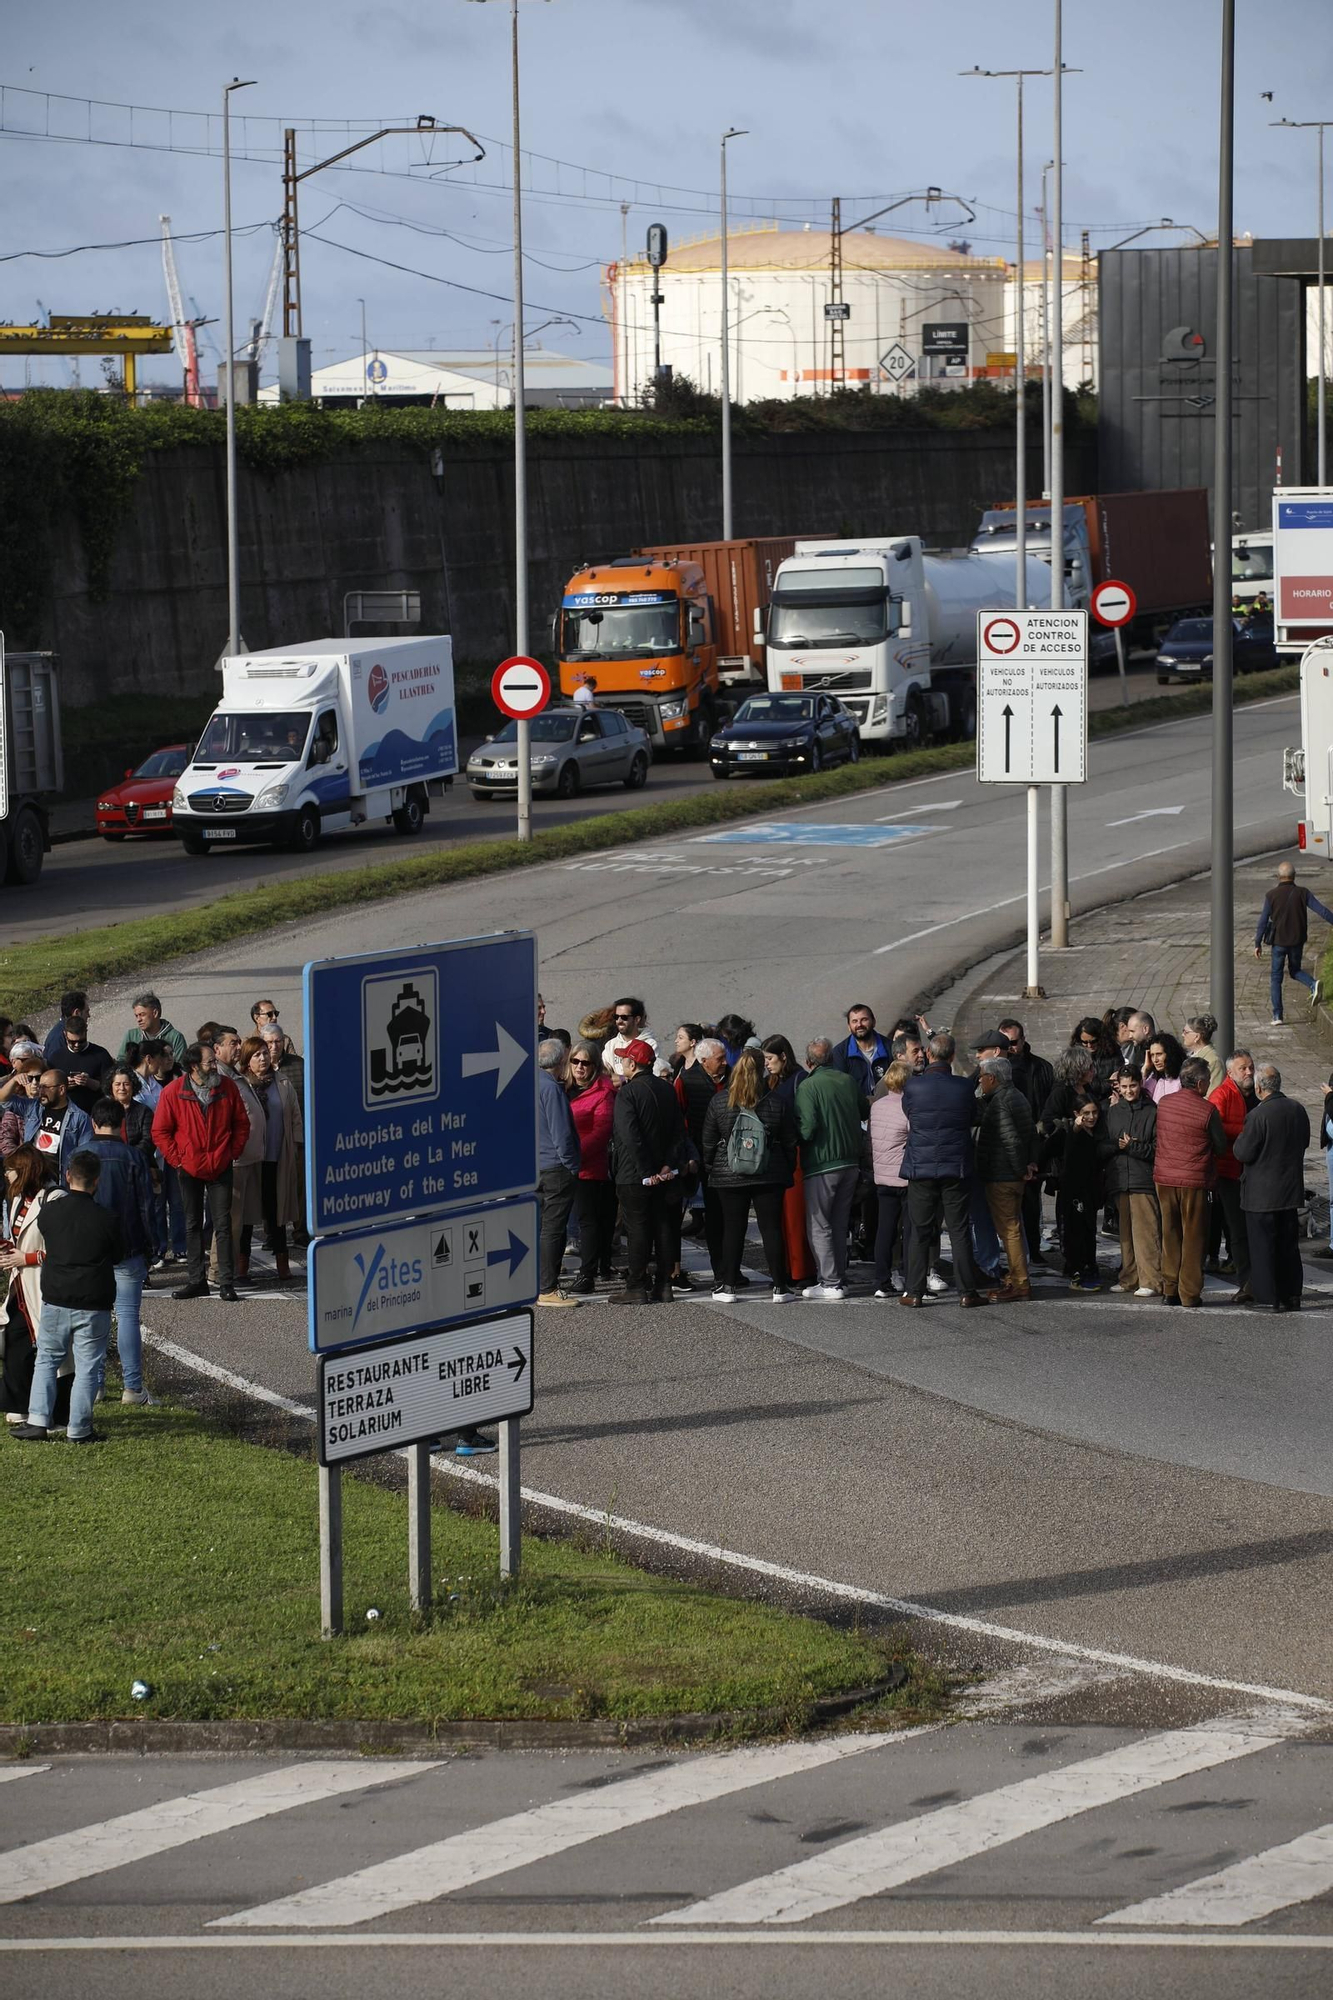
[
  {"x1": 1091, "y1": 579, "x2": 1137, "y2": 628},
  {"x1": 491, "y1": 654, "x2": 551, "y2": 721},
  {"x1": 982, "y1": 616, "x2": 1024, "y2": 655}
]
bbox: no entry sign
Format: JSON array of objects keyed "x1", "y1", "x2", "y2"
[
  {"x1": 492, "y1": 654, "x2": 551, "y2": 721},
  {"x1": 1091, "y1": 579, "x2": 1137, "y2": 628}
]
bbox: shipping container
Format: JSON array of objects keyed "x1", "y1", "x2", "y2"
[{"x1": 637, "y1": 537, "x2": 797, "y2": 676}]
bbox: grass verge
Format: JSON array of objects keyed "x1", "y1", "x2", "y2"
[
  {"x1": 0, "y1": 1397, "x2": 938, "y2": 1728},
  {"x1": 4, "y1": 664, "x2": 1297, "y2": 1025}
]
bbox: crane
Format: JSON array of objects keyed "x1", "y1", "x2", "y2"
[
  {"x1": 247, "y1": 229, "x2": 284, "y2": 370},
  {"x1": 159, "y1": 214, "x2": 202, "y2": 407}
]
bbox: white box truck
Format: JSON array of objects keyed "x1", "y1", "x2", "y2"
[
  {"x1": 172, "y1": 636, "x2": 457, "y2": 856},
  {"x1": 1283, "y1": 635, "x2": 1333, "y2": 860},
  {"x1": 0, "y1": 647, "x2": 63, "y2": 886},
  {"x1": 765, "y1": 538, "x2": 1051, "y2": 748}
]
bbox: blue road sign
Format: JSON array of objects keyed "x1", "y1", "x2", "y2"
[
  {"x1": 697, "y1": 822, "x2": 935, "y2": 849},
  {"x1": 304, "y1": 931, "x2": 538, "y2": 1236},
  {"x1": 308, "y1": 1195, "x2": 540, "y2": 1353}
]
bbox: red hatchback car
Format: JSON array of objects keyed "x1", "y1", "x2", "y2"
[{"x1": 96, "y1": 744, "x2": 192, "y2": 841}]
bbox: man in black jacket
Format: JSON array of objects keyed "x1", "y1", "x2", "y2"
[
  {"x1": 1232, "y1": 1063, "x2": 1311, "y2": 1311},
  {"x1": 611, "y1": 1041, "x2": 687, "y2": 1305},
  {"x1": 1253, "y1": 861, "x2": 1333, "y2": 1024},
  {"x1": 1098, "y1": 1068, "x2": 1160, "y2": 1296},
  {"x1": 7, "y1": 1150, "x2": 124, "y2": 1444},
  {"x1": 1000, "y1": 1018, "x2": 1056, "y2": 1268},
  {"x1": 677, "y1": 1038, "x2": 729, "y2": 1284}
]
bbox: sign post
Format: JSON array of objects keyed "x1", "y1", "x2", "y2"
[
  {"x1": 492, "y1": 654, "x2": 551, "y2": 849},
  {"x1": 304, "y1": 930, "x2": 539, "y2": 1635},
  {"x1": 977, "y1": 610, "x2": 1088, "y2": 997},
  {"x1": 1091, "y1": 578, "x2": 1137, "y2": 710}
]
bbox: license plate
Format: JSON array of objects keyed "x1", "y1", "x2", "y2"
[
  {"x1": 202, "y1": 828, "x2": 237, "y2": 840},
  {"x1": 144, "y1": 809, "x2": 167, "y2": 820},
  {"x1": 738, "y1": 751, "x2": 768, "y2": 761}
]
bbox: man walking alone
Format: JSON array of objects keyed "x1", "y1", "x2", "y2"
[{"x1": 1254, "y1": 860, "x2": 1333, "y2": 1025}]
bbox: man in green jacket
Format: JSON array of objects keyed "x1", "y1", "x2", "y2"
[{"x1": 796, "y1": 1039, "x2": 864, "y2": 1301}]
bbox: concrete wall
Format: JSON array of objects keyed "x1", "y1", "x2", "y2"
[{"x1": 38, "y1": 427, "x2": 1097, "y2": 706}]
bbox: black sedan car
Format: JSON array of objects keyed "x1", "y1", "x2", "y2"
[
  {"x1": 1155, "y1": 614, "x2": 1277, "y2": 684},
  {"x1": 710, "y1": 692, "x2": 861, "y2": 778}
]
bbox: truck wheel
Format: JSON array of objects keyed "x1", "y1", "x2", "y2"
[
  {"x1": 951, "y1": 690, "x2": 977, "y2": 742},
  {"x1": 3, "y1": 807, "x2": 43, "y2": 886},
  {"x1": 556, "y1": 761, "x2": 581, "y2": 799},
  {"x1": 392, "y1": 788, "x2": 426, "y2": 836},
  {"x1": 901, "y1": 693, "x2": 929, "y2": 752},
  {"x1": 623, "y1": 752, "x2": 649, "y2": 790},
  {"x1": 679, "y1": 698, "x2": 715, "y2": 759},
  {"x1": 288, "y1": 807, "x2": 320, "y2": 855}
]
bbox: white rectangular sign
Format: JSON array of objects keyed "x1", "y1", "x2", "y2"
[
  {"x1": 1273, "y1": 492, "x2": 1333, "y2": 627},
  {"x1": 317, "y1": 1309, "x2": 534, "y2": 1465},
  {"x1": 307, "y1": 1195, "x2": 539, "y2": 1354},
  {"x1": 976, "y1": 610, "x2": 1088, "y2": 785}
]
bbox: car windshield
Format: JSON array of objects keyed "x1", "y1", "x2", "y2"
[
  {"x1": 133, "y1": 748, "x2": 189, "y2": 779},
  {"x1": 768, "y1": 597, "x2": 889, "y2": 648},
  {"x1": 1165, "y1": 621, "x2": 1212, "y2": 643},
  {"x1": 488, "y1": 715, "x2": 578, "y2": 745},
  {"x1": 734, "y1": 696, "x2": 815, "y2": 723},
  {"x1": 1233, "y1": 542, "x2": 1274, "y2": 583},
  {"x1": 195, "y1": 711, "x2": 311, "y2": 762},
  {"x1": 562, "y1": 604, "x2": 681, "y2": 658}
]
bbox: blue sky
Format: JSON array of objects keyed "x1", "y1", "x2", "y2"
[{"x1": 1, "y1": 0, "x2": 1329, "y2": 388}]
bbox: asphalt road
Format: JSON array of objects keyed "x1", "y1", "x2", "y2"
[
  {"x1": 3, "y1": 1702, "x2": 1331, "y2": 1998},
  {"x1": 21, "y1": 653, "x2": 1176, "y2": 949}
]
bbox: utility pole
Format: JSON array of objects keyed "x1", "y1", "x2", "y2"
[
  {"x1": 1049, "y1": 0, "x2": 1069, "y2": 950},
  {"x1": 1211, "y1": 0, "x2": 1237, "y2": 1054},
  {"x1": 720, "y1": 127, "x2": 747, "y2": 539},
  {"x1": 223, "y1": 76, "x2": 256, "y2": 662},
  {"x1": 1040, "y1": 164, "x2": 1053, "y2": 496}
]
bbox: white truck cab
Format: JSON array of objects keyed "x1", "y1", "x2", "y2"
[{"x1": 173, "y1": 636, "x2": 456, "y2": 855}]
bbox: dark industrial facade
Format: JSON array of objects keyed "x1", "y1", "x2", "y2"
[{"x1": 1098, "y1": 242, "x2": 1315, "y2": 535}]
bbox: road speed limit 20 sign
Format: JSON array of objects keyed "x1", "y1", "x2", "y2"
[
  {"x1": 1091, "y1": 579, "x2": 1137, "y2": 628},
  {"x1": 491, "y1": 655, "x2": 551, "y2": 721}
]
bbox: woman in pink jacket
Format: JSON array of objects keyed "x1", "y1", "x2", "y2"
[
  {"x1": 869, "y1": 1059, "x2": 914, "y2": 1299},
  {"x1": 566, "y1": 1042, "x2": 617, "y2": 1294}
]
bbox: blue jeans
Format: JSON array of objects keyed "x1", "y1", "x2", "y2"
[
  {"x1": 156, "y1": 1163, "x2": 187, "y2": 1259},
  {"x1": 969, "y1": 1175, "x2": 1003, "y2": 1279},
  {"x1": 1271, "y1": 944, "x2": 1315, "y2": 1017},
  {"x1": 28, "y1": 1302, "x2": 112, "y2": 1440},
  {"x1": 106, "y1": 1255, "x2": 146, "y2": 1396}
]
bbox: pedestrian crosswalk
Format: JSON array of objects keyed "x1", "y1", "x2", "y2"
[{"x1": 2, "y1": 1709, "x2": 1332, "y2": 1944}]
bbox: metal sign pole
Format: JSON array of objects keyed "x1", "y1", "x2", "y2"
[
  {"x1": 499, "y1": 1418, "x2": 521, "y2": 1577},
  {"x1": 1049, "y1": 0, "x2": 1069, "y2": 950},
  {"x1": 510, "y1": 0, "x2": 532, "y2": 847},
  {"x1": 320, "y1": 1464, "x2": 343, "y2": 1638},
  {"x1": 1114, "y1": 624, "x2": 1129, "y2": 706},
  {"x1": 408, "y1": 1442, "x2": 432, "y2": 1612},
  {"x1": 1026, "y1": 783, "x2": 1042, "y2": 997}
]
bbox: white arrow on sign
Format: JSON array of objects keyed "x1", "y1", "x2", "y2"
[
  {"x1": 461, "y1": 1022, "x2": 528, "y2": 1097},
  {"x1": 1105, "y1": 806, "x2": 1187, "y2": 827}
]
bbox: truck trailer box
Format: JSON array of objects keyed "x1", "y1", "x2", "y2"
[
  {"x1": 174, "y1": 636, "x2": 456, "y2": 854},
  {"x1": 974, "y1": 490, "x2": 1211, "y2": 619},
  {"x1": 3, "y1": 651, "x2": 63, "y2": 795},
  {"x1": 637, "y1": 538, "x2": 797, "y2": 673}
]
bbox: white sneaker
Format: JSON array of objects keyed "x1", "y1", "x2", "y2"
[
  {"x1": 821, "y1": 1285, "x2": 848, "y2": 1302},
  {"x1": 120, "y1": 1388, "x2": 153, "y2": 1406},
  {"x1": 803, "y1": 1282, "x2": 827, "y2": 1299},
  {"x1": 926, "y1": 1270, "x2": 949, "y2": 1295},
  {"x1": 1271, "y1": 1015, "x2": 1284, "y2": 1027},
  {"x1": 770, "y1": 1287, "x2": 797, "y2": 1304},
  {"x1": 712, "y1": 1284, "x2": 737, "y2": 1304},
  {"x1": 1133, "y1": 1286, "x2": 1157, "y2": 1298}
]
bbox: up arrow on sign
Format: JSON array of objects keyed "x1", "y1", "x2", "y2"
[{"x1": 461, "y1": 1021, "x2": 529, "y2": 1098}]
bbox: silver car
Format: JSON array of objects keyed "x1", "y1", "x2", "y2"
[{"x1": 467, "y1": 706, "x2": 652, "y2": 801}]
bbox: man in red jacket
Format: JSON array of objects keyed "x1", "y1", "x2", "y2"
[
  {"x1": 1208, "y1": 1049, "x2": 1256, "y2": 1303},
  {"x1": 151, "y1": 1041, "x2": 250, "y2": 1302},
  {"x1": 1154, "y1": 1057, "x2": 1228, "y2": 1308}
]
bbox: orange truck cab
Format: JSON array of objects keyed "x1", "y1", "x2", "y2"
[{"x1": 556, "y1": 555, "x2": 715, "y2": 752}]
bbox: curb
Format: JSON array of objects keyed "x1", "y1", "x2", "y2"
[{"x1": 0, "y1": 1679, "x2": 909, "y2": 1759}]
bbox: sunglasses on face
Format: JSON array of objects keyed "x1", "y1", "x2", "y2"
[{"x1": 570, "y1": 1056, "x2": 593, "y2": 1065}]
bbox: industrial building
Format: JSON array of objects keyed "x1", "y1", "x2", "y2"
[{"x1": 256, "y1": 346, "x2": 613, "y2": 408}]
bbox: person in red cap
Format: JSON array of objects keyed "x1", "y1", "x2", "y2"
[{"x1": 611, "y1": 1040, "x2": 686, "y2": 1303}]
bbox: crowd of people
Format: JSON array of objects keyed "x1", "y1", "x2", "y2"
[
  {"x1": 536, "y1": 988, "x2": 1326, "y2": 1322},
  {"x1": 0, "y1": 990, "x2": 305, "y2": 1445}
]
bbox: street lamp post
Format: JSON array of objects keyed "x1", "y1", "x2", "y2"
[
  {"x1": 720, "y1": 127, "x2": 747, "y2": 539},
  {"x1": 1049, "y1": 0, "x2": 1069, "y2": 950},
  {"x1": 1040, "y1": 162, "x2": 1053, "y2": 497},
  {"x1": 962, "y1": 63, "x2": 1053, "y2": 998},
  {"x1": 1272, "y1": 117, "x2": 1330, "y2": 485},
  {"x1": 1211, "y1": 0, "x2": 1237, "y2": 1055},
  {"x1": 223, "y1": 76, "x2": 257, "y2": 662}
]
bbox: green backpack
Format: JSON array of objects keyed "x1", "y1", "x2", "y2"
[{"x1": 726, "y1": 1106, "x2": 770, "y2": 1176}]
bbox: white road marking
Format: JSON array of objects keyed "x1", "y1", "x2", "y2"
[
  {"x1": 1104, "y1": 1821, "x2": 1333, "y2": 1928},
  {"x1": 142, "y1": 1331, "x2": 1333, "y2": 1715},
  {"x1": 212, "y1": 1729, "x2": 918, "y2": 1930},
  {"x1": 3, "y1": 1929, "x2": 1332, "y2": 1953},
  {"x1": 876, "y1": 800, "x2": 963, "y2": 819},
  {"x1": 0, "y1": 1761, "x2": 434, "y2": 1906},
  {"x1": 0, "y1": 1765, "x2": 48, "y2": 1784},
  {"x1": 653, "y1": 1710, "x2": 1310, "y2": 1925},
  {"x1": 1106, "y1": 808, "x2": 1187, "y2": 826}
]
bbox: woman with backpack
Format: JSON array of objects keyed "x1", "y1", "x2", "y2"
[{"x1": 700, "y1": 1051, "x2": 799, "y2": 1305}]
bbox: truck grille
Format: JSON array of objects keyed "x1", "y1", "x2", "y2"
[
  {"x1": 604, "y1": 698, "x2": 657, "y2": 735},
  {"x1": 188, "y1": 789, "x2": 253, "y2": 814},
  {"x1": 794, "y1": 669, "x2": 872, "y2": 691}
]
